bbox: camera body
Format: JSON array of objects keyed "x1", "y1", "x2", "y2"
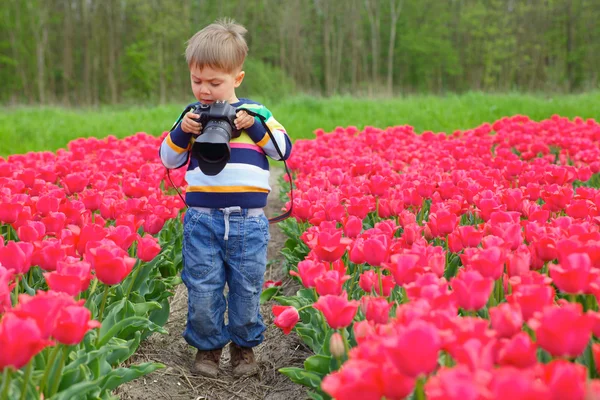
[
  {"x1": 192, "y1": 101, "x2": 240, "y2": 139},
  {"x1": 190, "y1": 101, "x2": 241, "y2": 176}
]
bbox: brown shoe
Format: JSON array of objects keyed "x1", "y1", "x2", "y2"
[
  {"x1": 229, "y1": 343, "x2": 258, "y2": 377},
  {"x1": 192, "y1": 348, "x2": 222, "y2": 378}
]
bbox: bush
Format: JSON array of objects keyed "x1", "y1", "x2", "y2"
[{"x1": 237, "y1": 58, "x2": 297, "y2": 104}]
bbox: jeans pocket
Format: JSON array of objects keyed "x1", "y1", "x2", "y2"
[
  {"x1": 182, "y1": 212, "x2": 215, "y2": 279},
  {"x1": 249, "y1": 214, "x2": 270, "y2": 243}
]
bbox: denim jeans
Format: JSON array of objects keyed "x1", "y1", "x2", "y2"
[{"x1": 181, "y1": 206, "x2": 270, "y2": 351}]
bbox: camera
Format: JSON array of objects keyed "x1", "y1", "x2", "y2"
[{"x1": 190, "y1": 101, "x2": 241, "y2": 176}]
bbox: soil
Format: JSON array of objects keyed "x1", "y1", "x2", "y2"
[{"x1": 115, "y1": 167, "x2": 312, "y2": 400}]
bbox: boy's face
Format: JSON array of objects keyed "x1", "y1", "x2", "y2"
[{"x1": 190, "y1": 64, "x2": 245, "y2": 105}]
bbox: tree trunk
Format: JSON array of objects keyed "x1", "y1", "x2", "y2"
[
  {"x1": 386, "y1": 0, "x2": 403, "y2": 95},
  {"x1": 364, "y1": 0, "x2": 381, "y2": 94}
]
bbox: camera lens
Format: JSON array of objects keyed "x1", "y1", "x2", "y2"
[{"x1": 191, "y1": 119, "x2": 233, "y2": 175}]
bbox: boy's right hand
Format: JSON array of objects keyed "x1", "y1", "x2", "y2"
[{"x1": 181, "y1": 112, "x2": 202, "y2": 134}]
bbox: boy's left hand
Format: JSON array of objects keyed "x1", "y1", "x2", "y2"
[{"x1": 235, "y1": 110, "x2": 255, "y2": 130}]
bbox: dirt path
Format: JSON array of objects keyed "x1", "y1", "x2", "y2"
[{"x1": 116, "y1": 167, "x2": 310, "y2": 400}]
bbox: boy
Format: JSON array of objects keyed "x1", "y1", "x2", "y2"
[{"x1": 159, "y1": 19, "x2": 292, "y2": 378}]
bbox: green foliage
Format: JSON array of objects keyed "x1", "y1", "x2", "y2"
[
  {"x1": 1, "y1": 92, "x2": 600, "y2": 156},
  {"x1": 237, "y1": 58, "x2": 297, "y2": 103}
]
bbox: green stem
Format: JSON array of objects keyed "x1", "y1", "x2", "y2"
[
  {"x1": 1, "y1": 368, "x2": 12, "y2": 400},
  {"x1": 414, "y1": 376, "x2": 426, "y2": 400},
  {"x1": 48, "y1": 345, "x2": 67, "y2": 397},
  {"x1": 338, "y1": 329, "x2": 350, "y2": 358},
  {"x1": 11, "y1": 276, "x2": 20, "y2": 307},
  {"x1": 18, "y1": 362, "x2": 32, "y2": 400},
  {"x1": 6, "y1": 226, "x2": 10, "y2": 242},
  {"x1": 321, "y1": 313, "x2": 329, "y2": 333},
  {"x1": 84, "y1": 278, "x2": 98, "y2": 306},
  {"x1": 39, "y1": 345, "x2": 61, "y2": 396},
  {"x1": 296, "y1": 304, "x2": 313, "y2": 312},
  {"x1": 27, "y1": 269, "x2": 33, "y2": 290},
  {"x1": 125, "y1": 260, "x2": 142, "y2": 299},
  {"x1": 377, "y1": 267, "x2": 383, "y2": 296},
  {"x1": 94, "y1": 285, "x2": 110, "y2": 347}
]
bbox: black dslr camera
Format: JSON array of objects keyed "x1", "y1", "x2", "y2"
[{"x1": 190, "y1": 101, "x2": 241, "y2": 176}]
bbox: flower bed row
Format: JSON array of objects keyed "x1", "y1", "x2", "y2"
[
  {"x1": 271, "y1": 115, "x2": 600, "y2": 400},
  {"x1": 0, "y1": 133, "x2": 186, "y2": 399}
]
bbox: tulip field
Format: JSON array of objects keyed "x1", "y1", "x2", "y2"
[
  {"x1": 271, "y1": 114, "x2": 600, "y2": 399},
  {"x1": 1, "y1": 112, "x2": 600, "y2": 399},
  {"x1": 0, "y1": 134, "x2": 186, "y2": 399}
]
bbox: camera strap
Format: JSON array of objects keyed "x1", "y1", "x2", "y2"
[
  {"x1": 164, "y1": 105, "x2": 294, "y2": 225},
  {"x1": 237, "y1": 107, "x2": 293, "y2": 225}
]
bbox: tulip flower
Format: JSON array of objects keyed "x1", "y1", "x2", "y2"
[
  {"x1": 52, "y1": 305, "x2": 101, "y2": 345},
  {"x1": 313, "y1": 292, "x2": 359, "y2": 330},
  {"x1": 450, "y1": 269, "x2": 494, "y2": 311},
  {"x1": 272, "y1": 305, "x2": 299, "y2": 335},
  {"x1": 137, "y1": 234, "x2": 161, "y2": 262},
  {"x1": 0, "y1": 312, "x2": 54, "y2": 370}
]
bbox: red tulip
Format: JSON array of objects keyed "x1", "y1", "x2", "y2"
[
  {"x1": 137, "y1": 234, "x2": 161, "y2": 262},
  {"x1": 86, "y1": 240, "x2": 136, "y2": 285},
  {"x1": 489, "y1": 302, "x2": 523, "y2": 338},
  {"x1": 426, "y1": 366, "x2": 486, "y2": 400},
  {"x1": 529, "y1": 301, "x2": 593, "y2": 358},
  {"x1": 322, "y1": 360, "x2": 384, "y2": 400},
  {"x1": 272, "y1": 305, "x2": 299, "y2": 335},
  {"x1": 52, "y1": 305, "x2": 101, "y2": 345},
  {"x1": 313, "y1": 292, "x2": 359, "y2": 330},
  {"x1": 16, "y1": 220, "x2": 46, "y2": 242},
  {"x1": 342, "y1": 216, "x2": 363, "y2": 238},
  {"x1": 44, "y1": 259, "x2": 92, "y2": 296},
  {"x1": 0, "y1": 312, "x2": 54, "y2": 370},
  {"x1": 450, "y1": 269, "x2": 494, "y2": 311},
  {"x1": 362, "y1": 236, "x2": 389, "y2": 267},
  {"x1": 289, "y1": 259, "x2": 327, "y2": 289},
  {"x1": 488, "y1": 367, "x2": 551, "y2": 399},
  {"x1": 313, "y1": 230, "x2": 352, "y2": 263},
  {"x1": 541, "y1": 360, "x2": 586, "y2": 400},
  {"x1": 0, "y1": 240, "x2": 33, "y2": 274},
  {"x1": 0, "y1": 265, "x2": 15, "y2": 313},
  {"x1": 13, "y1": 291, "x2": 76, "y2": 339},
  {"x1": 384, "y1": 320, "x2": 441, "y2": 378},
  {"x1": 549, "y1": 252, "x2": 592, "y2": 294},
  {"x1": 360, "y1": 296, "x2": 392, "y2": 324},
  {"x1": 496, "y1": 332, "x2": 538, "y2": 369},
  {"x1": 315, "y1": 270, "x2": 350, "y2": 296}
]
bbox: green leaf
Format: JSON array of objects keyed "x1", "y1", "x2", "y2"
[
  {"x1": 260, "y1": 286, "x2": 280, "y2": 304},
  {"x1": 296, "y1": 326, "x2": 321, "y2": 353},
  {"x1": 97, "y1": 316, "x2": 167, "y2": 347},
  {"x1": 304, "y1": 355, "x2": 332, "y2": 376},
  {"x1": 52, "y1": 377, "x2": 104, "y2": 400},
  {"x1": 147, "y1": 297, "x2": 171, "y2": 328},
  {"x1": 105, "y1": 333, "x2": 142, "y2": 366},
  {"x1": 444, "y1": 253, "x2": 461, "y2": 280},
  {"x1": 99, "y1": 362, "x2": 164, "y2": 392},
  {"x1": 131, "y1": 300, "x2": 162, "y2": 316},
  {"x1": 279, "y1": 367, "x2": 323, "y2": 390}
]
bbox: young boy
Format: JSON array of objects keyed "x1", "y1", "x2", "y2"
[{"x1": 159, "y1": 19, "x2": 292, "y2": 378}]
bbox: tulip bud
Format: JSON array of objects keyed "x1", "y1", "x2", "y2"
[{"x1": 329, "y1": 332, "x2": 345, "y2": 358}]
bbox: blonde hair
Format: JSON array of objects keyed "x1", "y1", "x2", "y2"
[{"x1": 185, "y1": 18, "x2": 248, "y2": 73}]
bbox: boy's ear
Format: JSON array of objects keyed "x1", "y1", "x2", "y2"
[{"x1": 233, "y1": 71, "x2": 245, "y2": 88}]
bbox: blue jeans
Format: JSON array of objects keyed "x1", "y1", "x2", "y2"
[{"x1": 181, "y1": 206, "x2": 270, "y2": 351}]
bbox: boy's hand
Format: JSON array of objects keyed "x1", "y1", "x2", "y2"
[
  {"x1": 235, "y1": 110, "x2": 255, "y2": 130},
  {"x1": 181, "y1": 112, "x2": 202, "y2": 134}
]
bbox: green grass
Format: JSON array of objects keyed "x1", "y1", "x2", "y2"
[{"x1": 1, "y1": 91, "x2": 599, "y2": 157}]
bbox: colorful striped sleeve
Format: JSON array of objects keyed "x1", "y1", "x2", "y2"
[
  {"x1": 159, "y1": 123, "x2": 191, "y2": 169},
  {"x1": 243, "y1": 104, "x2": 293, "y2": 161}
]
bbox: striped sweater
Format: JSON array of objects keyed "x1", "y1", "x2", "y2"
[{"x1": 159, "y1": 98, "x2": 292, "y2": 209}]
